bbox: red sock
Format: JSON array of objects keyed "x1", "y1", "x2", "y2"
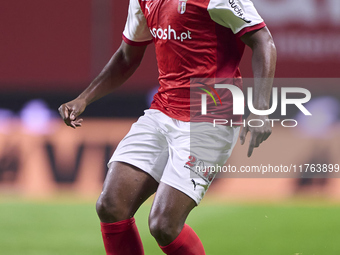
[
  {"x1": 100, "y1": 217, "x2": 144, "y2": 255},
  {"x1": 159, "y1": 224, "x2": 206, "y2": 255}
]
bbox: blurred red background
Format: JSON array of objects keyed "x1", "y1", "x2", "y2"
[{"x1": 1, "y1": 0, "x2": 339, "y2": 93}]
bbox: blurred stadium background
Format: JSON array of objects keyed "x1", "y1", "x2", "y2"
[{"x1": 1, "y1": 0, "x2": 340, "y2": 254}]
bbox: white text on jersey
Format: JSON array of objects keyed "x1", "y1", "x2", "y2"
[{"x1": 149, "y1": 25, "x2": 192, "y2": 42}]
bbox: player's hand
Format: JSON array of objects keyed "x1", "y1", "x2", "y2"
[
  {"x1": 58, "y1": 98, "x2": 86, "y2": 129},
  {"x1": 239, "y1": 113, "x2": 272, "y2": 157}
]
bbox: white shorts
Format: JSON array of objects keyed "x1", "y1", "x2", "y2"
[{"x1": 108, "y1": 109, "x2": 239, "y2": 204}]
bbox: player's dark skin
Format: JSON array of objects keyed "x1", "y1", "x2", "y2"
[{"x1": 59, "y1": 26, "x2": 276, "y2": 246}]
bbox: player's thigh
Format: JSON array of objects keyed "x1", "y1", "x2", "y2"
[{"x1": 97, "y1": 161, "x2": 158, "y2": 222}]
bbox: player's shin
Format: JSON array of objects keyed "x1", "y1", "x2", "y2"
[
  {"x1": 159, "y1": 224, "x2": 205, "y2": 255},
  {"x1": 100, "y1": 217, "x2": 144, "y2": 255}
]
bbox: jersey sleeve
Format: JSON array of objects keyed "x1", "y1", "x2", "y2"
[
  {"x1": 122, "y1": 0, "x2": 153, "y2": 46},
  {"x1": 207, "y1": 0, "x2": 265, "y2": 36}
]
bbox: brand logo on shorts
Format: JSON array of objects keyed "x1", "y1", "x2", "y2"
[
  {"x1": 178, "y1": 0, "x2": 187, "y2": 14},
  {"x1": 191, "y1": 179, "x2": 208, "y2": 191}
]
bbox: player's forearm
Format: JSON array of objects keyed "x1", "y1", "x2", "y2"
[
  {"x1": 77, "y1": 54, "x2": 134, "y2": 105},
  {"x1": 250, "y1": 32, "x2": 277, "y2": 110},
  {"x1": 77, "y1": 42, "x2": 146, "y2": 106}
]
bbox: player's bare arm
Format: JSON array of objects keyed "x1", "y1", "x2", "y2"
[
  {"x1": 58, "y1": 41, "x2": 147, "y2": 128},
  {"x1": 239, "y1": 26, "x2": 277, "y2": 157}
]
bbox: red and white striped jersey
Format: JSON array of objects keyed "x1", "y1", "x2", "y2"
[{"x1": 122, "y1": 0, "x2": 266, "y2": 121}]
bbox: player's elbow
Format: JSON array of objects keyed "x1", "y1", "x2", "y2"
[
  {"x1": 243, "y1": 27, "x2": 276, "y2": 55},
  {"x1": 256, "y1": 29, "x2": 276, "y2": 53},
  {"x1": 267, "y1": 34, "x2": 276, "y2": 58},
  {"x1": 253, "y1": 29, "x2": 277, "y2": 66}
]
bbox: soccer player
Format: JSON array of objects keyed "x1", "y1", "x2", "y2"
[{"x1": 59, "y1": 0, "x2": 276, "y2": 254}]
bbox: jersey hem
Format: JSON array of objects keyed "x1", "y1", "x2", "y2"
[
  {"x1": 108, "y1": 158, "x2": 162, "y2": 182},
  {"x1": 149, "y1": 106, "x2": 243, "y2": 125},
  {"x1": 122, "y1": 34, "x2": 153, "y2": 46},
  {"x1": 236, "y1": 22, "x2": 266, "y2": 38}
]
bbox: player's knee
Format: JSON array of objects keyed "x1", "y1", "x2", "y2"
[
  {"x1": 149, "y1": 214, "x2": 181, "y2": 245},
  {"x1": 96, "y1": 193, "x2": 129, "y2": 222}
]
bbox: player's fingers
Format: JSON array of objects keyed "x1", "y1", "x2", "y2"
[
  {"x1": 247, "y1": 142, "x2": 254, "y2": 157},
  {"x1": 59, "y1": 106, "x2": 77, "y2": 128},
  {"x1": 70, "y1": 111, "x2": 77, "y2": 121},
  {"x1": 58, "y1": 104, "x2": 69, "y2": 120},
  {"x1": 239, "y1": 125, "x2": 248, "y2": 145},
  {"x1": 60, "y1": 105, "x2": 78, "y2": 127},
  {"x1": 69, "y1": 118, "x2": 83, "y2": 128},
  {"x1": 247, "y1": 133, "x2": 258, "y2": 157},
  {"x1": 73, "y1": 118, "x2": 83, "y2": 127},
  {"x1": 65, "y1": 121, "x2": 76, "y2": 128},
  {"x1": 262, "y1": 129, "x2": 272, "y2": 141},
  {"x1": 255, "y1": 132, "x2": 264, "y2": 147}
]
